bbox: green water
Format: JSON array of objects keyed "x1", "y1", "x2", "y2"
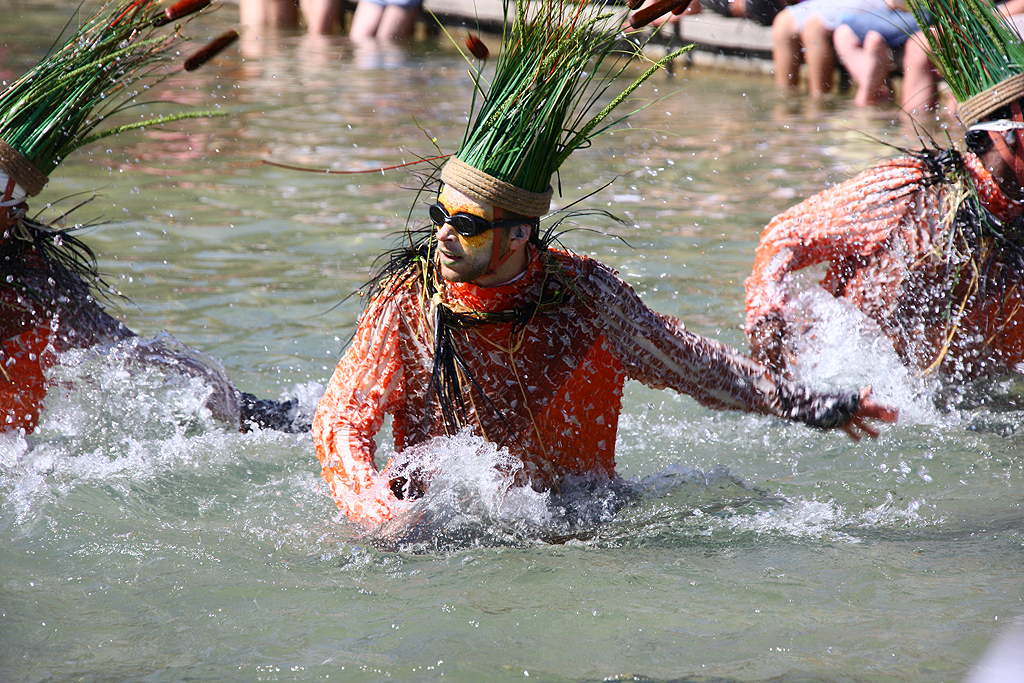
[{"x1": 1, "y1": 2, "x2": 1021, "y2": 682}]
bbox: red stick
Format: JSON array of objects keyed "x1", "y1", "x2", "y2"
[
  {"x1": 629, "y1": 0, "x2": 692, "y2": 29},
  {"x1": 183, "y1": 29, "x2": 239, "y2": 71},
  {"x1": 465, "y1": 33, "x2": 490, "y2": 60},
  {"x1": 153, "y1": 0, "x2": 213, "y2": 27}
]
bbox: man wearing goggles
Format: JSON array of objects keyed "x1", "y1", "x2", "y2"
[{"x1": 312, "y1": 0, "x2": 895, "y2": 529}]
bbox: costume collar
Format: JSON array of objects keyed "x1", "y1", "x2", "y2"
[{"x1": 444, "y1": 245, "x2": 544, "y2": 313}]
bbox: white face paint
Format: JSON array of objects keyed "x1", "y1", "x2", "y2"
[
  {"x1": 968, "y1": 120, "x2": 1024, "y2": 132},
  {"x1": 0, "y1": 172, "x2": 28, "y2": 207}
]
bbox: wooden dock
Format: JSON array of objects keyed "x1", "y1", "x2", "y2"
[{"x1": 421, "y1": 0, "x2": 774, "y2": 73}]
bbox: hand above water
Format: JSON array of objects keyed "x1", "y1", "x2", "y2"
[{"x1": 843, "y1": 386, "x2": 899, "y2": 441}]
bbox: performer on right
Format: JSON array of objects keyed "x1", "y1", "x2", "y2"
[{"x1": 745, "y1": 0, "x2": 1024, "y2": 380}]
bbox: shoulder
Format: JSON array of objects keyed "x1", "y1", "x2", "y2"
[
  {"x1": 773, "y1": 154, "x2": 935, "y2": 223},
  {"x1": 827, "y1": 155, "x2": 934, "y2": 200},
  {"x1": 544, "y1": 247, "x2": 620, "y2": 282},
  {"x1": 360, "y1": 268, "x2": 425, "y2": 323}
]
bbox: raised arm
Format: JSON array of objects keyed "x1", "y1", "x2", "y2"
[
  {"x1": 312, "y1": 294, "x2": 409, "y2": 525},
  {"x1": 744, "y1": 156, "x2": 931, "y2": 369}
]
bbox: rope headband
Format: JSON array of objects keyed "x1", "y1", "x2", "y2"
[
  {"x1": 959, "y1": 73, "x2": 1024, "y2": 128},
  {"x1": 0, "y1": 138, "x2": 48, "y2": 198},
  {"x1": 441, "y1": 157, "x2": 552, "y2": 218}
]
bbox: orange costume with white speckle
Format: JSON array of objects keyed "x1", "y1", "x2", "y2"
[
  {"x1": 314, "y1": 247, "x2": 860, "y2": 526},
  {"x1": 1, "y1": 248, "x2": 131, "y2": 433},
  {"x1": 745, "y1": 151, "x2": 1024, "y2": 376}
]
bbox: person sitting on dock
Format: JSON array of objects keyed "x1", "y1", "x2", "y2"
[
  {"x1": 311, "y1": 0, "x2": 896, "y2": 527},
  {"x1": 745, "y1": 0, "x2": 1024, "y2": 381},
  {"x1": 1, "y1": 0, "x2": 304, "y2": 434},
  {"x1": 772, "y1": 0, "x2": 888, "y2": 99},
  {"x1": 831, "y1": 0, "x2": 919, "y2": 107}
]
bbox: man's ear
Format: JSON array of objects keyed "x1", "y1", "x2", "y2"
[{"x1": 508, "y1": 223, "x2": 531, "y2": 249}]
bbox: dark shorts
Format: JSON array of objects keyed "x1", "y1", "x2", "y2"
[
  {"x1": 360, "y1": 0, "x2": 421, "y2": 9},
  {"x1": 701, "y1": 0, "x2": 786, "y2": 26}
]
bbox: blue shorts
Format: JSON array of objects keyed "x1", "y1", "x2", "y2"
[
  {"x1": 785, "y1": 0, "x2": 887, "y2": 31},
  {"x1": 837, "y1": 9, "x2": 919, "y2": 47}
]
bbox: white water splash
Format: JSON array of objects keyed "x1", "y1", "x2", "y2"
[
  {"x1": 0, "y1": 336, "x2": 320, "y2": 527},
  {"x1": 785, "y1": 287, "x2": 941, "y2": 425}
]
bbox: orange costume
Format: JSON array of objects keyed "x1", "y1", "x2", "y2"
[
  {"x1": 745, "y1": 150, "x2": 1024, "y2": 377},
  {"x1": 1, "y1": 244, "x2": 132, "y2": 432},
  {"x1": 314, "y1": 247, "x2": 862, "y2": 526},
  {"x1": 0, "y1": 228, "x2": 304, "y2": 434}
]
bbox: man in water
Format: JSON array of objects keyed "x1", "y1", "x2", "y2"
[
  {"x1": 745, "y1": 0, "x2": 1024, "y2": 381},
  {"x1": 311, "y1": 0, "x2": 895, "y2": 527},
  {"x1": 1, "y1": 0, "x2": 303, "y2": 434}
]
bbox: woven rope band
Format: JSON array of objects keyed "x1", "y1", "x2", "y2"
[
  {"x1": 0, "y1": 138, "x2": 48, "y2": 197},
  {"x1": 959, "y1": 73, "x2": 1024, "y2": 127},
  {"x1": 441, "y1": 157, "x2": 552, "y2": 217}
]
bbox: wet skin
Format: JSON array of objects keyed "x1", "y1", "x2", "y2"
[{"x1": 433, "y1": 184, "x2": 529, "y2": 287}]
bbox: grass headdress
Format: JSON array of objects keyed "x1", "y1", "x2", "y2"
[
  {"x1": 1, "y1": 0, "x2": 235, "y2": 323},
  {"x1": 0, "y1": 0, "x2": 232, "y2": 209},
  {"x1": 440, "y1": 0, "x2": 692, "y2": 217},
  {"x1": 907, "y1": 0, "x2": 1024, "y2": 127}
]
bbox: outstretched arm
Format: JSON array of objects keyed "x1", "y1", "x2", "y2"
[
  {"x1": 744, "y1": 156, "x2": 930, "y2": 370},
  {"x1": 312, "y1": 295, "x2": 409, "y2": 526},
  {"x1": 586, "y1": 261, "x2": 898, "y2": 437}
]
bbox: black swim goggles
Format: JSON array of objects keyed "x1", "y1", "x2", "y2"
[{"x1": 429, "y1": 202, "x2": 527, "y2": 238}]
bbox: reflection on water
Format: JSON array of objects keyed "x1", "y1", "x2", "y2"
[{"x1": 1, "y1": 3, "x2": 1021, "y2": 683}]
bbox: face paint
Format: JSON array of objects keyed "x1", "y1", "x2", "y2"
[{"x1": 434, "y1": 186, "x2": 502, "y2": 283}]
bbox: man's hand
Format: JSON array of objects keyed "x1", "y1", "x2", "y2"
[{"x1": 843, "y1": 386, "x2": 899, "y2": 441}]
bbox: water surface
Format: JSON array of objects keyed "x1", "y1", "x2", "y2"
[{"x1": 1, "y1": 3, "x2": 1021, "y2": 682}]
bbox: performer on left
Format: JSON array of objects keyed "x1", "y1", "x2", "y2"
[{"x1": 1, "y1": 0, "x2": 305, "y2": 434}]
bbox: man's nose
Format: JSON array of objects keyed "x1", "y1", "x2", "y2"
[{"x1": 435, "y1": 221, "x2": 457, "y2": 241}]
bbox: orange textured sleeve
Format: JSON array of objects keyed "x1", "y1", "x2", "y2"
[
  {"x1": 312, "y1": 294, "x2": 410, "y2": 526},
  {"x1": 744, "y1": 157, "x2": 930, "y2": 334}
]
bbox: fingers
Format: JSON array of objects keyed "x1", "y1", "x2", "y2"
[
  {"x1": 854, "y1": 416, "x2": 880, "y2": 439},
  {"x1": 843, "y1": 422, "x2": 862, "y2": 442},
  {"x1": 860, "y1": 399, "x2": 900, "y2": 423}
]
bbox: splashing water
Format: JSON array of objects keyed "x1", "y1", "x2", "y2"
[
  {"x1": 0, "y1": 334, "x2": 323, "y2": 529},
  {"x1": 785, "y1": 286, "x2": 942, "y2": 424}
]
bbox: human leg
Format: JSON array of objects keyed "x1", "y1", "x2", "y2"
[
  {"x1": 901, "y1": 32, "x2": 940, "y2": 117},
  {"x1": 348, "y1": 0, "x2": 385, "y2": 39},
  {"x1": 835, "y1": 24, "x2": 893, "y2": 106},
  {"x1": 801, "y1": 13, "x2": 835, "y2": 97},
  {"x1": 376, "y1": 3, "x2": 420, "y2": 39},
  {"x1": 239, "y1": 0, "x2": 300, "y2": 28},
  {"x1": 773, "y1": 8, "x2": 803, "y2": 90},
  {"x1": 856, "y1": 29, "x2": 893, "y2": 105},
  {"x1": 299, "y1": 0, "x2": 345, "y2": 33}
]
